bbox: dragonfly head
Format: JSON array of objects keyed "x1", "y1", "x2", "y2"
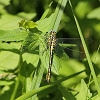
[{"x1": 46, "y1": 30, "x2": 57, "y2": 35}]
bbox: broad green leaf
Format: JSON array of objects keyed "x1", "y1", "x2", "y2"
[
  {"x1": 91, "y1": 52, "x2": 100, "y2": 65},
  {"x1": 36, "y1": 13, "x2": 54, "y2": 33},
  {"x1": 0, "y1": 51, "x2": 19, "y2": 70},
  {"x1": 76, "y1": 79, "x2": 92, "y2": 100},
  {"x1": 92, "y1": 94, "x2": 100, "y2": 100},
  {"x1": 0, "y1": 42, "x2": 20, "y2": 53},
  {"x1": 22, "y1": 53, "x2": 39, "y2": 68},
  {"x1": 21, "y1": 29, "x2": 41, "y2": 53},
  {"x1": 75, "y1": 1, "x2": 92, "y2": 19},
  {"x1": 19, "y1": 61, "x2": 33, "y2": 93},
  {"x1": 59, "y1": 86, "x2": 76, "y2": 100},
  {"x1": 19, "y1": 54, "x2": 39, "y2": 94},
  {"x1": 0, "y1": 0, "x2": 10, "y2": 5},
  {"x1": 0, "y1": 28, "x2": 27, "y2": 41},
  {"x1": 87, "y1": 7, "x2": 100, "y2": 19},
  {"x1": 0, "y1": 0, "x2": 10, "y2": 14},
  {"x1": 0, "y1": 12, "x2": 36, "y2": 30},
  {"x1": 0, "y1": 80, "x2": 14, "y2": 86}
]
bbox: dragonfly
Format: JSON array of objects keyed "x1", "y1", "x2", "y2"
[
  {"x1": 44, "y1": 30, "x2": 92, "y2": 83},
  {"x1": 45, "y1": 31, "x2": 57, "y2": 83}
]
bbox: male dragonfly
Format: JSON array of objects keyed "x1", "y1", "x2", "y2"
[{"x1": 44, "y1": 30, "x2": 92, "y2": 83}]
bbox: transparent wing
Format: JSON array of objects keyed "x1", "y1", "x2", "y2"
[
  {"x1": 57, "y1": 38, "x2": 92, "y2": 45},
  {"x1": 56, "y1": 38, "x2": 92, "y2": 59}
]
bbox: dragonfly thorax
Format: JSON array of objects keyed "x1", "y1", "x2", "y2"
[{"x1": 48, "y1": 31, "x2": 56, "y2": 49}]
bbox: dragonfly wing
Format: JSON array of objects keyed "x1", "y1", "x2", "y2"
[
  {"x1": 57, "y1": 38, "x2": 92, "y2": 45},
  {"x1": 56, "y1": 38, "x2": 92, "y2": 59}
]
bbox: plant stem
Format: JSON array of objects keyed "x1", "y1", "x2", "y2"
[{"x1": 10, "y1": 54, "x2": 23, "y2": 100}]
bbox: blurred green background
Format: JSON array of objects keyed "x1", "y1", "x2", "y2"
[{"x1": 0, "y1": 0, "x2": 100, "y2": 100}]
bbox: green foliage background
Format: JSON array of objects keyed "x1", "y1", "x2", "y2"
[{"x1": 0, "y1": 0, "x2": 100, "y2": 100}]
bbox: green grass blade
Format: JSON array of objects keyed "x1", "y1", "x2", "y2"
[
  {"x1": 15, "y1": 71, "x2": 83, "y2": 100},
  {"x1": 30, "y1": 61, "x2": 45, "y2": 100},
  {"x1": 59, "y1": 86, "x2": 76, "y2": 100},
  {"x1": 69, "y1": 0, "x2": 100, "y2": 97},
  {"x1": 40, "y1": 2, "x2": 53, "y2": 20},
  {"x1": 50, "y1": 0, "x2": 68, "y2": 31}
]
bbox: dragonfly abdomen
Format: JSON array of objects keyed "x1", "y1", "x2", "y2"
[{"x1": 46, "y1": 31, "x2": 57, "y2": 82}]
